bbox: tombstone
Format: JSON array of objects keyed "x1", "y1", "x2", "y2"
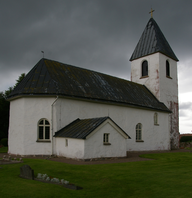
[{"x1": 20, "y1": 165, "x2": 34, "y2": 180}]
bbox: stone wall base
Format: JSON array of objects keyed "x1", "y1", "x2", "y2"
[{"x1": 180, "y1": 142, "x2": 192, "y2": 149}]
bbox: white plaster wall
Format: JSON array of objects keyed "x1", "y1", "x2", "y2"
[
  {"x1": 127, "y1": 110, "x2": 170, "y2": 151},
  {"x1": 159, "y1": 53, "x2": 178, "y2": 107},
  {"x1": 8, "y1": 98, "x2": 25, "y2": 155},
  {"x1": 54, "y1": 98, "x2": 170, "y2": 151},
  {"x1": 8, "y1": 97, "x2": 57, "y2": 155},
  {"x1": 8, "y1": 95, "x2": 170, "y2": 156},
  {"x1": 131, "y1": 53, "x2": 160, "y2": 100},
  {"x1": 55, "y1": 137, "x2": 84, "y2": 159},
  {"x1": 159, "y1": 53, "x2": 179, "y2": 148},
  {"x1": 84, "y1": 122, "x2": 127, "y2": 159},
  {"x1": 131, "y1": 53, "x2": 178, "y2": 106},
  {"x1": 131, "y1": 52, "x2": 179, "y2": 149}
]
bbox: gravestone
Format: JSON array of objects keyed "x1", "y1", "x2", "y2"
[
  {"x1": 20, "y1": 165, "x2": 34, "y2": 180},
  {"x1": 19, "y1": 165, "x2": 82, "y2": 190}
]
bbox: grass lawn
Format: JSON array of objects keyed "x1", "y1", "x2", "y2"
[
  {"x1": 0, "y1": 150, "x2": 192, "y2": 198},
  {"x1": 0, "y1": 146, "x2": 8, "y2": 153}
]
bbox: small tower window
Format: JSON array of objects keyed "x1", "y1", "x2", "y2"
[
  {"x1": 166, "y1": 60, "x2": 170, "y2": 77},
  {"x1": 142, "y1": 60, "x2": 148, "y2": 77}
]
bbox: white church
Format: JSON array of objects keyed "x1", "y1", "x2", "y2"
[{"x1": 7, "y1": 17, "x2": 179, "y2": 160}]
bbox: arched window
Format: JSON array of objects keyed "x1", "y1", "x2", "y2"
[
  {"x1": 38, "y1": 119, "x2": 50, "y2": 140},
  {"x1": 142, "y1": 60, "x2": 148, "y2": 77},
  {"x1": 136, "y1": 123, "x2": 142, "y2": 141},
  {"x1": 166, "y1": 60, "x2": 170, "y2": 77},
  {"x1": 154, "y1": 113, "x2": 158, "y2": 125}
]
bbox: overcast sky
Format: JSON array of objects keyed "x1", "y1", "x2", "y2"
[{"x1": 0, "y1": 0, "x2": 192, "y2": 134}]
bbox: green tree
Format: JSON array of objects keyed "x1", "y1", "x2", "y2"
[
  {"x1": 14, "y1": 73, "x2": 26, "y2": 89},
  {"x1": 0, "y1": 73, "x2": 25, "y2": 141},
  {"x1": 0, "y1": 92, "x2": 10, "y2": 140}
]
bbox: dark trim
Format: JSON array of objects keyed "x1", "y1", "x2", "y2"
[
  {"x1": 166, "y1": 76, "x2": 172, "y2": 79},
  {"x1": 36, "y1": 140, "x2": 51, "y2": 143},
  {"x1": 103, "y1": 142, "x2": 111, "y2": 145},
  {"x1": 130, "y1": 51, "x2": 179, "y2": 62},
  {"x1": 140, "y1": 75, "x2": 149, "y2": 79},
  {"x1": 136, "y1": 140, "x2": 144, "y2": 142}
]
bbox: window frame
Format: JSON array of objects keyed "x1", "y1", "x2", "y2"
[
  {"x1": 37, "y1": 118, "x2": 51, "y2": 142},
  {"x1": 65, "y1": 139, "x2": 68, "y2": 147},
  {"x1": 154, "y1": 112, "x2": 159, "y2": 125},
  {"x1": 166, "y1": 60, "x2": 172, "y2": 78},
  {"x1": 136, "y1": 123, "x2": 143, "y2": 142},
  {"x1": 103, "y1": 133, "x2": 111, "y2": 145},
  {"x1": 141, "y1": 60, "x2": 148, "y2": 77}
]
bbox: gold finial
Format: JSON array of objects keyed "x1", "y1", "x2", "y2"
[{"x1": 149, "y1": 8, "x2": 155, "y2": 18}]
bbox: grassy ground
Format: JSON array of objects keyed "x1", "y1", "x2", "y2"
[
  {"x1": 0, "y1": 150, "x2": 192, "y2": 198},
  {"x1": 0, "y1": 146, "x2": 8, "y2": 153}
]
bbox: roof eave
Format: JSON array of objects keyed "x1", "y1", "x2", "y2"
[
  {"x1": 130, "y1": 51, "x2": 179, "y2": 62},
  {"x1": 7, "y1": 93, "x2": 171, "y2": 113}
]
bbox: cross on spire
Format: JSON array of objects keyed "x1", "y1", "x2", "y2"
[{"x1": 149, "y1": 8, "x2": 155, "y2": 18}]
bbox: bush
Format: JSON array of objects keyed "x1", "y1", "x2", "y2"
[
  {"x1": 0, "y1": 138, "x2": 8, "y2": 147},
  {"x1": 180, "y1": 136, "x2": 192, "y2": 143}
]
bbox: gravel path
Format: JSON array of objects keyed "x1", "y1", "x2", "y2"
[{"x1": 0, "y1": 149, "x2": 190, "y2": 165}]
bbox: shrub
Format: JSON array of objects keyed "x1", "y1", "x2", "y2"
[
  {"x1": 1, "y1": 138, "x2": 8, "y2": 147},
  {"x1": 180, "y1": 136, "x2": 192, "y2": 143}
]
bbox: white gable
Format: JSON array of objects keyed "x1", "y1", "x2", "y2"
[
  {"x1": 84, "y1": 121, "x2": 127, "y2": 159},
  {"x1": 86, "y1": 118, "x2": 129, "y2": 140}
]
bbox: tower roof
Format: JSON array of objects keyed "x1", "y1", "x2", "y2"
[{"x1": 130, "y1": 18, "x2": 179, "y2": 61}]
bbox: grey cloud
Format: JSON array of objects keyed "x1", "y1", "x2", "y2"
[
  {"x1": 179, "y1": 110, "x2": 188, "y2": 118},
  {"x1": 1, "y1": 0, "x2": 192, "y2": 134},
  {"x1": 1, "y1": 0, "x2": 192, "y2": 91},
  {"x1": 179, "y1": 102, "x2": 192, "y2": 110}
]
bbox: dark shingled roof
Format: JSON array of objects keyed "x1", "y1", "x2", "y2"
[
  {"x1": 54, "y1": 117, "x2": 130, "y2": 139},
  {"x1": 130, "y1": 18, "x2": 179, "y2": 61},
  {"x1": 7, "y1": 58, "x2": 171, "y2": 113}
]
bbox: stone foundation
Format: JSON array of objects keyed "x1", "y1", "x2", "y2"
[{"x1": 180, "y1": 142, "x2": 192, "y2": 149}]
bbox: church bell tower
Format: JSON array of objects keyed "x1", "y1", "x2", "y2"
[{"x1": 130, "y1": 15, "x2": 179, "y2": 149}]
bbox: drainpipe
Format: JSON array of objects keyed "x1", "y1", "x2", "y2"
[{"x1": 51, "y1": 96, "x2": 59, "y2": 156}]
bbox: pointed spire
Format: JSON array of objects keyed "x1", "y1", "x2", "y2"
[{"x1": 130, "y1": 18, "x2": 179, "y2": 61}]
